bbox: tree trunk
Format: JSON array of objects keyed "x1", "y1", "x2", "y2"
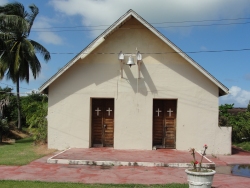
[{"x1": 17, "y1": 78, "x2": 22, "y2": 130}]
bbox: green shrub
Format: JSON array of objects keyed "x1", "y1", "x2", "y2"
[
  {"x1": 22, "y1": 93, "x2": 48, "y2": 144},
  {"x1": 219, "y1": 104, "x2": 250, "y2": 142},
  {"x1": 229, "y1": 112, "x2": 250, "y2": 142}
]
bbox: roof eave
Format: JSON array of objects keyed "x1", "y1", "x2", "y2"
[
  {"x1": 39, "y1": 9, "x2": 229, "y2": 96},
  {"x1": 39, "y1": 11, "x2": 136, "y2": 93},
  {"x1": 128, "y1": 11, "x2": 229, "y2": 96},
  {"x1": 39, "y1": 36, "x2": 107, "y2": 93}
]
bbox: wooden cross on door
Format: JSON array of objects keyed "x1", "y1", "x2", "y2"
[
  {"x1": 106, "y1": 108, "x2": 112, "y2": 116},
  {"x1": 167, "y1": 108, "x2": 173, "y2": 117},
  {"x1": 156, "y1": 108, "x2": 162, "y2": 117},
  {"x1": 95, "y1": 107, "x2": 101, "y2": 116}
]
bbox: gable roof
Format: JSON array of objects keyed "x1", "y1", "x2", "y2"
[{"x1": 39, "y1": 9, "x2": 228, "y2": 96}]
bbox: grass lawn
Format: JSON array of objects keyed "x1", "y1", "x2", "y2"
[
  {"x1": 233, "y1": 141, "x2": 250, "y2": 152},
  {"x1": 0, "y1": 137, "x2": 55, "y2": 165},
  {"x1": 0, "y1": 181, "x2": 188, "y2": 188}
]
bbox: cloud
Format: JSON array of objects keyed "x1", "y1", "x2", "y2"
[
  {"x1": 33, "y1": 16, "x2": 63, "y2": 45},
  {"x1": 37, "y1": 32, "x2": 63, "y2": 45},
  {"x1": 49, "y1": 0, "x2": 250, "y2": 37},
  {"x1": 220, "y1": 86, "x2": 250, "y2": 107}
]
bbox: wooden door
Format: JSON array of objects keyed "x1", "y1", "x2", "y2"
[
  {"x1": 92, "y1": 99, "x2": 114, "y2": 147},
  {"x1": 153, "y1": 99, "x2": 177, "y2": 149}
]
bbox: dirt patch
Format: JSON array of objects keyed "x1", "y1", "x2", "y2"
[{"x1": 34, "y1": 144, "x2": 57, "y2": 156}]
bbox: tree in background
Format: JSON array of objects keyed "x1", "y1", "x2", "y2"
[
  {"x1": 0, "y1": 87, "x2": 11, "y2": 142},
  {"x1": 0, "y1": 5, "x2": 27, "y2": 57},
  {"x1": 22, "y1": 92, "x2": 48, "y2": 144},
  {"x1": 219, "y1": 103, "x2": 250, "y2": 143},
  {"x1": 247, "y1": 101, "x2": 250, "y2": 112},
  {"x1": 0, "y1": 88, "x2": 48, "y2": 143},
  {"x1": 219, "y1": 103, "x2": 234, "y2": 127},
  {"x1": 0, "y1": 2, "x2": 51, "y2": 130}
]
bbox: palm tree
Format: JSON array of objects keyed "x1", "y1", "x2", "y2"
[{"x1": 0, "y1": 2, "x2": 51, "y2": 130}]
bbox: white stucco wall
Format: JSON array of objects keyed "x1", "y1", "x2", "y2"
[{"x1": 47, "y1": 17, "x2": 231, "y2": 154}]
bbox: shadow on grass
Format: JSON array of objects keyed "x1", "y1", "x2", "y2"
[
  {"x1": 16, "y1": 137, "x2": 34, "y2": 144},
  {"x1": 0, "y1": 142, "x2": 13, "y2": 146}
]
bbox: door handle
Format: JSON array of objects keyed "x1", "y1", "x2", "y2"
[{"x1": 103, "y1": 124, "x2": 107, "y2": 128}]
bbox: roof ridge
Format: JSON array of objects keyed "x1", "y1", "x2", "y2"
[{"x1": 39, "y1": 9, "x2": 228, "y2": 96}]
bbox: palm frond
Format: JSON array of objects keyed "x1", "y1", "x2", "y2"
[
  {"x1": 0, "y1": 2, "x2": 28, "y2": 18},
  {"x1": 0, "y1": 32, "x2": 15, "y2": 41},
  {"x1": 30, "y1": 40, "x2": 51, "y2": 61},
  {"x1": 21, "y1": 38, "x2": 35, "y2": 57},
  {"x1": 27, "y1": 54, "x2": 41, "y2": 79},
  {"x1": 27, "y1": 4, "x2": 39, "y2": 35},
  {"x1": 0, "y1": 15, "x2": 28, "y2": 34},
  {"x1": 0, "y1": 51, "x2": 9, "y2": 79},
  {"x1": 0, "y1": 38, "x2": 6, "y2": 51},
  {"x1": 20, "y1": 39, "x2": 41, "y2": 82},
  {"x1": 0, "y1": 51, "x2": 16, "y2": 82},
  {"x1": 10, "y1": 41, "x2": 18, "y2": 52},
  {"x1": 19, "y1": 59, "x2": 29, "y2": 83},
  {"x1": 13, "y1": 42, "x2": 21, "y2": 74}
]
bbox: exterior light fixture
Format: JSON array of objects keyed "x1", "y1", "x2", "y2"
[{"x1": 137, "y1": 51, "x2": 142, "y2": 61}]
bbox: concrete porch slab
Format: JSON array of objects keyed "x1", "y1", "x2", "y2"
[
  {"x1": 47, "y1": 148, "x2": 215, "y2": 168},
  {"x1": 1, "y1": 147, "x2": 249, "y2": 187}
]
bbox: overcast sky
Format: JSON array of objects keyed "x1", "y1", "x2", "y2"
[{"x1": 1, "y1": 0, "x2": 250, "y2": 107}]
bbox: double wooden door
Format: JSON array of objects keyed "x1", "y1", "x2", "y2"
[
  {"x1": 153, "y1": 99, "x2": 177, "y2": 149},
  {"x1": 92, "y1": 99, "x2": 114, "y2": 147}
]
